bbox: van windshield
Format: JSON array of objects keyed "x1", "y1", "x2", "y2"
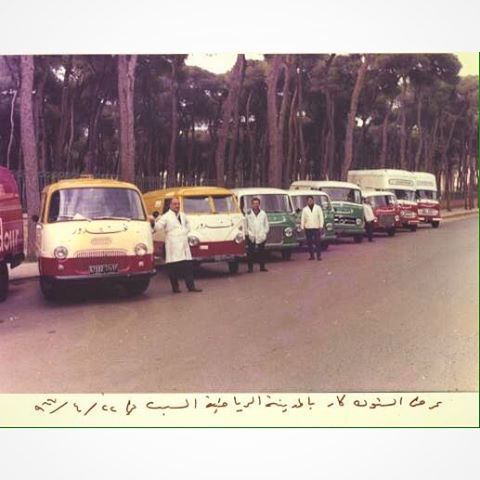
[
  {"x1": 47, "y1": 188, "x2": 146, "y2": 222},
  {"x1": 243, "y1": 194, "x2": 291, "y2": 213},
  {"x1": 367, "y1": 195, "x2": 388, "y2": 208},
  {"x1": 392, "y1": 189, "x2": 415, "y2": 201},
  {"x1": 416, "y1": 190, "x2": 437, "y2": 200},
  {"x1": 291, "y1": 195, "x2": 331, "y2": 211},
  {"x1": 183, "y1": 196, "x2": 212, "y2": 214},
  {"x1": 321, "y1": 188, "x2": 361, "y2": 204},
  {"x1": 212, "y1": 195, "x2": 237, "y2": 214}
]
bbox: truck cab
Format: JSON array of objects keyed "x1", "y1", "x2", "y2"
[
  {"x1": 144, "y1": 186, "x2": 246, "y2": 274},
  {"x1": 0, "y1": 166, "x2": 25, "y2": 301},
  {"x1": 290, "y1": 180, "x2": 365, "y2": 243},
  {"x1": 347, "y1": 169, "x2": 419, "y2": 232},
  {"x1": 34, "y1": 177, "x2": 155, "y2": 300},
  {"x1": 233, "y1": 187, "x2": 299, "y2": 260},
  {"x1": 412, "y1": 171, "x2": 441, "y2": 228},
  {"x1": 362, "y1": 189, "x2": 397, "y2": 237},
  {"x1": 288, "y1": 189, "x2": 336, "y2": 249}
]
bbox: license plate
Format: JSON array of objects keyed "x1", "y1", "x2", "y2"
[{"x1": 88, "y1": 263, "x2": 118, "y2": 275}]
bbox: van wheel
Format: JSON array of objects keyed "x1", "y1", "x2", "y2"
[
  {"x1": 0, "y1": 262, "x2": 9, "y2": 302},
  {"x1": 432, "y1": 221, "x2": 440, "y2": 228},
  {"x1": 354, "y1": 235, "x2": 363, "y2": 244},
  {"x1": 281, "y1": 250, "x2": 292, "y2": 260},
  {"x1": 40, "y1": 277, "x2": 58, "y2": 301},
  {"x1": 409, "y1": 225, "x2": 418, "y2": 232},
  {"x1": 127, "y1": 277, "x2": 150, "y2": 296},
  {"x1": 387, "y1": 228, "x2": 396, "y2": 237},
  {"x1": 228, "y1": 261, "x2": 239, "y2": 274}
]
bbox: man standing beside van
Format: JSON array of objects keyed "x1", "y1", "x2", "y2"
[
  {"x1": 363, "y1": 197, "x2": 375, "y2": 242},
  {"x1": 301, "y1": 195, "x2": 324, "y2": 261},
  {"x1": 245, "y1": 197, "x2": 269, "y2": 273},
  {"x1": 153, "y1": 197, "x2": 202, "y2": 293}
]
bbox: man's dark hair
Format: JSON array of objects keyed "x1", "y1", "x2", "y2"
[
  {"x1": 251, "y1": 197, "x2": 261, "y2": 204},
  {"x1": 307, "y1": 195, "x2": 314, "y2": 201}
]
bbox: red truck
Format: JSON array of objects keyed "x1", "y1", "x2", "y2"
[{"x1": 0, "y1": 166, "x2": 25, "y2": 301}]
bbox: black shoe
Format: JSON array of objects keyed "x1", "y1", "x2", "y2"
[
  {"x1": 309, "y1": 256, "x2": 315, "y2": 260},
  {"x1": 188, "y1": 288, "x2": 203, "y2": 293},
  {"x1": 247, "y1": 268, "x2": 253, "y2": 273},
  {"x1": 260, "y1": 267, "x2": 268, "y2": 272},
  {"x1": 172, "y1": 288, "x2": 181, "y2": 294},
  {"x1": 317, "y1": 257, "x2": 322, "y2": 261},
  {"x1": 368, "y1": 239, "x2": 374, "y2": 242}
]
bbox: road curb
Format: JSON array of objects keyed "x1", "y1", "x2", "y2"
[{"x1": 442, "y1": 210, "x2": 478, "y2": 220}]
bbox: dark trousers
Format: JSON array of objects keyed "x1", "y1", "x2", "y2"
[
  {"x1": 247, "y1": 239, "x2": 266, "y2": 271},
  {"x1": 305, "y1": 228, "x2": 322, "y2": 259},
  {"x1": 365, "y1": 221, "x2": 374, "y2": 241},
  {"x1": 168, "y1": 260, "x2": 195, "y2": 291}
]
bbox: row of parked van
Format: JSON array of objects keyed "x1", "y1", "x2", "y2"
[{"x1": 0, "y1": 167, "x2": 440, "y2": 301}]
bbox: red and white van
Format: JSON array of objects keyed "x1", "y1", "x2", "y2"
[
  {"x1": 362, "y1": 190, "x2": 397, "y2": 236},
  {"x1": 413, "y1": 171, "x2": 441, "y2": 228},
  {"x1": 0, "y1": 166, "x2": 25, "y2": 301},
  {"x1": 348, "y1": 169, "x2": 419, "y2": 232}
]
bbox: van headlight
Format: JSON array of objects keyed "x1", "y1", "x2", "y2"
[
  {"x1": 326, "y1": 222, "x2": 333, "y2": 231},
  {"x1": 188, "y1": 236, "x2": 200, "y2": 247},
  {"x1": 356, "y1": 218, "x2": 363, "y2": 226},
  {"x1": 134, "y1": 243, "x2": 148, "y2": 256},
  {"x1": 54, "y1": 246, "x2": 68, "y2": 260},
  {"x1": 395, "y1": 215, "x2": 400, "y2": 222},
  {"x1": 284, "y1": 227, "x2": 293, "y2": 237},
  {"x1": 234, "y1": 232, "x2": 244, "y2": 244}
]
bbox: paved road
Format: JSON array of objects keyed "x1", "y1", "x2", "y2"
[{"x1": 1, "y1": 216, "x2": 477, "y2": 393}]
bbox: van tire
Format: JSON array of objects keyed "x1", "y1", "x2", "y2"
[
  {"x1": 354, "y1": 235, "x2": 363, "y2": 244},
  {"x1": 228, "y1": 261, "x2": 239, "y2": 274},
  {"x1": 0, "y1": 262, "x2": 9, "y2": 302},
  {"x1": 281, "y1": 250, "x2": 292, "y2": 260},
  {"x1": 387, "y1": 228, "x2": 396, "y2": 237},
  {"x1": 432, "y1": 221, "x2": 440, "y2": 228},
  {"x1": 127, "y1": 277, "x2": 150, "y2": 296},
  {"x1": 409, "y1": 225, "x2": 418, "y2": 232},
  {"x1": 40, "y1": 277, "x2": 57, "y2": 301}
]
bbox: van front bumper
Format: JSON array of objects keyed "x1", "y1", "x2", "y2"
[{"x1": 45, "y1": 270, "x2": 157, "y2": 281}]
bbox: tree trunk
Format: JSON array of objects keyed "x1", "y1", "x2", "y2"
[
  {"x1": 379, "y1": 103, "x2": 391, "y2": 168},
  {"x1": 214, "y1": 54, "x2": 246, "y2": 186},
  {"x1": 413, "y1": 89, "x2": 424, "y2": 171},
  {"x1": 6, "y1": 89, "x2": 17, "y2": 169},
  {"x1": 117, "y1": 55, "x2": 137, "y2": 183},
  {"x1": 19, "y1": 56, "x2": 41, "y2": 259},
  {"x1": 166, "y1": 57, "x2": 180, "y2": 187},
  {"x1": 399, "y1": 77, "x2": 408, "y2": 169},
  {"x1": 226, "y1": 90, "x2": 242, "y2": 186},
  {"x1": 341, "y1": 56, "x2": 369, "y2": 180}
]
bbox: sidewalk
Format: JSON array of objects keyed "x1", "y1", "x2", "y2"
[{"x1": 9, "y1": 207, "x2": 478, "y2": 282}]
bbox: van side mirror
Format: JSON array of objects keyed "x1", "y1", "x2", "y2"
[
  {"x1": 152, "y1": 211, "x2": 160, "y2": 218},
  {"x1": 31, "y1": 214, "x2": 39, "y2": 223}
]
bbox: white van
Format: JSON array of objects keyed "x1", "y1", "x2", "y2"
[{"x1": 412, "y1": 171, "x2": 441, "y2": 228}]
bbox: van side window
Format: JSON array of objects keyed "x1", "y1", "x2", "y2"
[
  {"x1": 240, "y1": 197, "x2": 245, "y2": 212},
  {"x1": 162, "y1": 199, "x2": 171, "y2": 214},
  {"x1": 48, "y1": 191, "x2": 60, "y2": 222}
]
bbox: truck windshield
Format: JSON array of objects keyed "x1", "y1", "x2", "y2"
[
  {"x1": 48, "y1": 188, "x2": 146, "y2": 222},
  {"x1": 416, "y1": 190, "x2": 437, "y2": 200},
  {"x1": 183, "y1": 196, "x2": 212, "y2": 214},
  {"x1": 212, "y1": 195, "x2": 237, "y2": 214},
  {"x1": 321, "y1": 188, "x2": 361, "y2": 204},
  {"x1": 291, "y1": 195, "x2": 331, "y2": 211},
  {"x1": 392, "y1": 190, "x2": 415, "y2": 201},
  {"x1": 368, "y1": 196, "x2": 388, "y2": 208},
  {"x1": 243, "y1": 194, "x2": 291, "y2": 213}
]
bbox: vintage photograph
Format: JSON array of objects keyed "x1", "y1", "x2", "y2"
[{"x1": 0, "y1": 52, "x2": 478, "y2": 395}]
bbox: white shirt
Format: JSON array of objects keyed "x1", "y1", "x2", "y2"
[
  {"x1": 300, "y1": 204, "x2": 324, "y2": 229},
  {"x1": 363, "y1": 203, "x2": 375, "y2": 222},
  {"x1": 245, "y1": 208, "x2": 270, "y2": 244},
  {"x1": 154, "y1": 209, "x2": 192, "y2": 263}
]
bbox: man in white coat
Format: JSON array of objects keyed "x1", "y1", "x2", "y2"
[
  {"x1": 153, "y1": 197, "x2": 202, "y2": 293},
  {"x1": 300, "y1": 195, "x2": 324, "y2": 261},
  {"x1": 245, "y1": 197, "x2": 270, "y2": 273},
  {"x1": 363, "y1": 197, "x2": 375, "y2": 242}
]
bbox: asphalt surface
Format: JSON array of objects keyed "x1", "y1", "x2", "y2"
[{"x1": 0, "y1": 216, "x2": 478, "y2": 393}]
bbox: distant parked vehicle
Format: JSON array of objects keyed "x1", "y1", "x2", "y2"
[
  {"x1": 0, "y1": 166, "x2": 25, "y2": 301},
  {"x1": 412, "y1": 171, "x2": 441, "y2": 228},
  {"x1": 347, "y1": 169, "x2": 419, "y2": 232},
  {"x1": 233, "y1": 187, "x2": 299, "y2": 260},
  {"x1": 33, "y1": 176, "x2": 155, "y2": 300},
  {"x1": 290, "y1": 180, "x2": 365, "y2": 243},
  {"x1": 144, "y1": 186, "x2": 246, "y2": 274},
  {"x1": 288, "y1": 189, "x2": 336, "y2": 249},
  {"x1": 362, "y1": 190, "x2": 397, "y2": 237}
]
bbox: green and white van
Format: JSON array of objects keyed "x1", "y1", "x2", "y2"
[
  {"x1": 233, "y1": 187, "x2": 299, "y2": 260},
  {"x1": 290, "y1": 181, "x2": 365, "y2": 243},
  {"x1": 288, "y1": 189, "x2": 336, "y2": 249}
]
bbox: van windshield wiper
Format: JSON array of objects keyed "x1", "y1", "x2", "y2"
[{"x1": 92, "y1": 216, "x2": 131, "y2": 221}]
